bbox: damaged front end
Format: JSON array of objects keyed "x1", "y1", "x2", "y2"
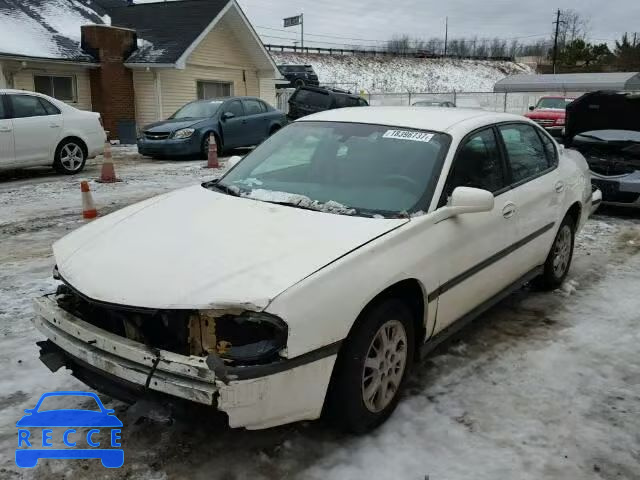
[
  {"x1": 566, "y1": 90, "x2": 640, "y2": 207},
  {"x1": 32, "y1": 277, "x2": 335, "y2": 429}
]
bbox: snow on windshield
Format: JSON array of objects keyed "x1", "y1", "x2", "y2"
[{"x1": 241, "y1": 189, "x2": 357, "y2": 215}]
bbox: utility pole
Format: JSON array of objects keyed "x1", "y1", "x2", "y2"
[
  {"x1": 444, "y1": 17, "x2": 449, "y2": 56},
  {"x1": 552, "y1": 9, "x2": 562, "y2": 74},
  {"x1": 300, "y1": 13, "x2": 304, "y2": 49}
]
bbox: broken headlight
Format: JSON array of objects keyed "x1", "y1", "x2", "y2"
[{"x1": 198, "y1": 311, "x2": 288, "y2": 366}]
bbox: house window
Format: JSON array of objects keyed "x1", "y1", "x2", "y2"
[
  {"x1": 34, "y1": 75, "x2": 76, "y2": 102},
  {"x1": 197, "y1": 81, "x2": 232, "y2": 100}
]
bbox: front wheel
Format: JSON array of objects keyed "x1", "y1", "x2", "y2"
[
  {"x1": 535, "y1": 216, "x2": 575, "y2": 290},
  {"x1": 202, "y1": 134, "x2": 222, "y2": 159},
  {"x1": 326, "y1": 299, "x2": 415, "y2": 433}
]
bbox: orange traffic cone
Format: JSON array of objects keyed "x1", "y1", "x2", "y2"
[
  {"x1": 98, "y1": 142, "x2": 118, "y2": 183},
  {"x1": 81, "y1": 181, "x2": 98, "y2": 219},
  {"x1": 206, "y1": 134, "x2": 219, "y2": 168}
]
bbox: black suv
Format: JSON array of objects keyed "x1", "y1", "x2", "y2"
[
  {"x1": 277, "y1": 65, "x2": 320, "y2": 89},
  {"x1": 288, "y1": 86, "x2": 369, "y2": 120}
]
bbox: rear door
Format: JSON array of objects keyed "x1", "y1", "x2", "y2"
[
  {"x1": 497, "y1": 123, "x2": 562, "y2": 276},
  {"x1": 0, "y1": 95, "x2": 14, "y2": 164},
  {"x1": 220, "y1": 100, "x2": 246, "y2": 149},
  {"x1": 9, "y1": 94, "x2": 63, "y2": 165}
]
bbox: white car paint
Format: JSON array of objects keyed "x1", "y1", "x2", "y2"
[
  {"x1": 0, "y1": 89, "x2": 105, "y2": 170},
  {"x1": 34, "y1": 107, "x2": 598, "y2": 430}
]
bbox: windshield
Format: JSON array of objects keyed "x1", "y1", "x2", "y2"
[
  {"x1": 215, "y1": 121, "x2": 451, "y2": 217},
  {"x1": 536, "y1": 98, "x2": 573, "y2": 110},
  {"x1": 171, "y1": 101, "x2": 223, "y2": 119}
]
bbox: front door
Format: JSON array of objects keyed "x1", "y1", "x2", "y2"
[
  {"x1": 10, "y1": 94, "x2": 63, "y2": 165},
  {"x1": 0, "y1": 95, "x2": 14, "y2": 164},
  {"x1": 430, "y1": 127, "x2": 519, "y2": 335},
  {"x1": 220, "y1": 100, "x2": 246, "y2": 149},
  {"x1": 242, "y1": 98, "x2": 269, "y2": 145}
]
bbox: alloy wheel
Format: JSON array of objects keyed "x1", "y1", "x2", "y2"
[
  {"x1": 552, "y1": 225, "x2": 572, "y2": 278},
  {"x1": 60, "y1": 143, "x2": 84, "y2": 171},
  {"x1": 362, "y1": 319, "x2": 408, "y2": 413}
]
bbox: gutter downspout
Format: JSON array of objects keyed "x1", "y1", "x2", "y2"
[{"x1": 153, "y1": 69, "x2": 163, "y2": 121}]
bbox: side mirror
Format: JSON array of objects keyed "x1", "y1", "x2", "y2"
[
  {"x1": 222, "y1": 112, "x2": 235, "y2": 121},
  {"x1": 445, "y1": 187, "x2": 494, "y2": 217},
  {"x1": 227, "y1": 155, "x2": 243, "y2": 168},
  {"x1": 529, "y1": 106, "x2": 535, "y2": 111}
]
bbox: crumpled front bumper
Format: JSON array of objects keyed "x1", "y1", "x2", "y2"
[{"x1": 32, "y1": 296, "x2": 336, "y2": 429}]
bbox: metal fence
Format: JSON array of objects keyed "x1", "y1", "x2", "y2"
[{"x1": 276, "y1": 90, "x2": 585, "y2": 116}]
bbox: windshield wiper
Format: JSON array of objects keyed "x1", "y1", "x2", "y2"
[{"x1": 206, "y1": 182, "x2": 241, "y2": 197}]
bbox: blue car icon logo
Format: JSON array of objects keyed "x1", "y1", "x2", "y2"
[{"x1": 16, "y1": 391, "x2": 123, "y2": 468}]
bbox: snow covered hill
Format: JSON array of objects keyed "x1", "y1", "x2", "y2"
[{"x1": 271, "y1": 52, "x2": 532, "y2": 94}]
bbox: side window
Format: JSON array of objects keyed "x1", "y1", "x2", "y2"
[
  {"x1": 9, "y1": 95, "x2": 48, "y2": 118},
  {"x1": 243, "y1": 99, "x2": 264, "y2": 115},
  {"x1": 39, "y1": 98, "x2": 61, "y2": 115},
  {"x1": 225, "y1": 100, "x2": 244, "y2": 117},
  {"x1": 537, "y1": 129, "x2": 558, "y2": 166},
  {"x1": 499, "y1": 124, "x2": 550, "y2": 183},
  {"x1": 0, "y1": 96, "x2": 6, "y2": 119},
  {"x1": 334, "y1": 95, "x2": 348, "y2": 108},
  {"x1": 259, "y1": 101, "x2": 270, "y2": 112},
  {"x1": 444, "y1": 128, "x2": 506, "y2": 199}
]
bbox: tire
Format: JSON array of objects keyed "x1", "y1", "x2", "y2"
[
  {"x1": 53, "y1": 139, "x2": 87, "y2": 174},
  {"x1": 534, "y1": 215, "x2": 575, "y2": 290},
  {"x1": 202, "y1": 133, "x2": 222, "y2": 159},
  {"x1": 294, "y1": 78, "x2": 305, "y2": 88},
  {"x1": 326, "y1": 299, "x2": 415, "y2": 433}
]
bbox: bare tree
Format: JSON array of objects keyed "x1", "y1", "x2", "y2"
[{"x1": 555, "y1": 10, "x2": 590, "y2": 48}]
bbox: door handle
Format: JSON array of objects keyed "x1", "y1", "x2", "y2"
[
  {"x1": 555, "y1": 181, "x2": 565, "y2": 193},
  {"x1": 0, "y1": 126, "x2": 11, "y2": 132},
  {"x1": 49, "y1": 123, "x2": 61, "y2": 128},
  {"x1": 502, "y1": 202, "x2": 517, "y2": 219}
]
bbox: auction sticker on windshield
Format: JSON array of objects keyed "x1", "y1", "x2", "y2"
[{"x1": 382, "y1": 130, "x2": 434, "y2": 142}]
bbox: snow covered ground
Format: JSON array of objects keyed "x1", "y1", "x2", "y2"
[
  {"x1": 271, "y1": 52, "x2": 532, "y2": 93},
  {"x1": 0, "y1": 148, "x2": 639, "y2": 479}
]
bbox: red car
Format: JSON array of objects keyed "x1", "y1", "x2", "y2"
[{"x1": 525, "y1": 96, "x2": 574, "y2": 136}]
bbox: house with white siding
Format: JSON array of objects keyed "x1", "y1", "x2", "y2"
[{"x1": 0, "y1": 0, "x2": 281, "y2": 142}]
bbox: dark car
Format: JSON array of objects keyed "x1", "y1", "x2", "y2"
[
  {"x1": 565, "y1": 90, "x2": 640, "y2": 208},
  {"x1": 277, "y1": 64, "x2": 319, "y2": 89},
  {"x1": 287, "y1": 86, "x2": 368, "y2": 120},
  {"x1": 137, "y1": 97, "x2": 287, "y2": 158},
  {"x1": 412, "y1": 100, "x2": 456, "y2": 108}
]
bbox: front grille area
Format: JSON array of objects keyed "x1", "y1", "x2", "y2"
[
  {"x1": 55, "y1": 285, "x2": 192, "y2": 355},
  {"x1": 144, "y1": 131, "x2": 171, "y2": 140}
]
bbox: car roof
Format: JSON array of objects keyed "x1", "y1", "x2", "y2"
[
  {"x1": 297, "y1": 107, "x2": 527, "y2": 134},
  {"x1": 189, "y1": 96, "x2": 262, "y2": 103}
]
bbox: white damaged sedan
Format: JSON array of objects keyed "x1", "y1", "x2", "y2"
[{"x1": 33, "y1": 107, "x2": 600, "y2": 432}]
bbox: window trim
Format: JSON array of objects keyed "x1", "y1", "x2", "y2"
[
  {"x1": 196, "y1": 80, "x2": 233, "y2": 100},
  {"x1": 494, "y1": 121, "x2": 558, "y2": 190},
  {"x1": 438, "y1": 125, "x2": 511, "y2": 208},
  {"x1": 33, "y1": 74, "x2": 77, "y2": 103}
]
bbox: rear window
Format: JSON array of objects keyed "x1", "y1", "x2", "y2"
[{"x1": 292, "y1": 90, "x2": 332, "y2": 108}]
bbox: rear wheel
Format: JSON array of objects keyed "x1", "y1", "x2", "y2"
[
  {"x1": 535, "y1": 215, "x2": 575, "y2": 290},
  {"x1": 326, "y1": 299, "x2": 415, "y2": 433},
  {"x1": 53, "y1": 139, "x2": 87, "y2": 174},
  {"x1": 294, "y1": 79, "x2": 305, "y2": 88}
]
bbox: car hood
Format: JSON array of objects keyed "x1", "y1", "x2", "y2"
[
  {"x1": 54, "y1": 186, "x2": 408, "y2": 311},
  {"x1": 143, "y1": 118, "x2": 207, "y2": 132}
]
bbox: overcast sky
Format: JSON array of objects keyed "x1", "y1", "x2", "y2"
[{"x1": 138, "y1": 0, "x2": 639, "y2": 48}]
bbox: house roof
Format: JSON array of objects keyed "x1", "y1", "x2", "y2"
[
  {"x1": 494, "y1": 72, "x2": 640, "y2": 93},
  {"x1": 0, "y1": 0, "x2": 113, "y2": 62},
  {"x1": 110, "y1": 0, "x2": 229, "y2": 65}
]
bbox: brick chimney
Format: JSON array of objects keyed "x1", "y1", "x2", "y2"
[{"x1": 81, "y1": 25, "x2": 137, "y2": 140}]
